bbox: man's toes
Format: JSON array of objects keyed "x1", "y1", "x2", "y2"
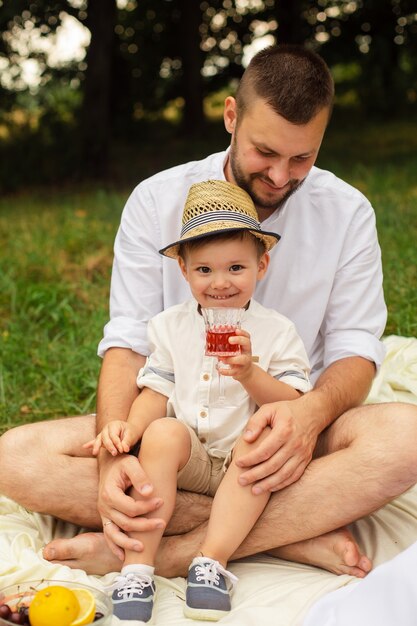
[
  {"x1": 358, "y1": 555, "x2": 372, "y2": 573},
  {"x1": 47, "y1": 540, "x2": 73, "y2": 560},
  {"x1": 43, "y1": 537, "x2": 85, "y2": 561},
  {"x1": 341, "y1": 541, "x2": 360, "y2": 567},
  {"x1": 43, "y1": 543, "x2": 59, "y2": 560},
  {"x1": 344, "y1": 565, "x2": 367, "y2": 578}
]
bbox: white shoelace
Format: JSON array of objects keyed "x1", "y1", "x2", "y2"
[
  {"x1": 194, "y1": 560, "x2": 238, "y2": 590},
  {"x1": 107, "y1": 572, "x2": 154, "y2": 598}
]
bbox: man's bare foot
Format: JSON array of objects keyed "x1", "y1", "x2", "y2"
[
  {"x1": 42, "y1": 530, "x2": 197, "y2": 578},
  {"x1": 269, "y1": 527, "x2": 372, "y2": 578},
  {"x1": 43, "y1": 532, "x2": 122, "y2": 575}
]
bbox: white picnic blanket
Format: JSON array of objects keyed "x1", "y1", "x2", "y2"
[{"x1": 1, "y1": 335, "x2": 417, "y2": 626}]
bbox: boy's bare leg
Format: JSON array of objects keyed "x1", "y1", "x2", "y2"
[
  {"x1": 123, "y1": 418, "x2": 191, "y2": 567},
  {"x1": 199, "y1": 430, "x2": 271, "y2": 566}
]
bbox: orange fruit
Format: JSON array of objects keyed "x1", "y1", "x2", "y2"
[
  {"x1": 28, "y1": 586, "x2": 79, "y2": 626},
  {"x1": 70, "y1": 588, "x2": 96, "y2": 626}
]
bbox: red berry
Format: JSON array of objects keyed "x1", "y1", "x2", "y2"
[
  {"x1": 0, "y1": 604, "x2": 12, "y2": 619},
  {"x1": 9, "y1": 611, "x2": 26, "y2": 624}
]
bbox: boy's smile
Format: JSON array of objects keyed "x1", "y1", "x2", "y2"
[{"x1": 178, "y1": 235, "x2": 269, "y2": 309}]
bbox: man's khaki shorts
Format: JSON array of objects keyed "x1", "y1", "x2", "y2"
[{"x1": 177, "y1": 424, "x2": 232, "y2": 497}]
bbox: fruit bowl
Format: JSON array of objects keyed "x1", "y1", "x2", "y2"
[{"x1": 0, "y1": 580, "x2": 113, "y2": 626}]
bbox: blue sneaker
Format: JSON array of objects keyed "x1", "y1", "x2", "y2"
[
  {"x1": 110, "y1": 571, "x2": 155, "y2": 622},
  {"x1": 184, "y1": 557, "x2": 238, "y2": 621}
]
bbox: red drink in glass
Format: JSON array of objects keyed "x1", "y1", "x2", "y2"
[
  {"x1": 205, "y1": 328, "x2": 241, "y2": 357},
  {"x1": 201, "y1": 307, "x2": 244, "y2": 407}
]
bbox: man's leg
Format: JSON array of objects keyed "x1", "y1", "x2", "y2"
[
  {"x1": 5, "y1": 402, "x2": 417, "y2": 576},
  {"x1": 0, "y1": 415, "x2": 101, "y2": 527}
]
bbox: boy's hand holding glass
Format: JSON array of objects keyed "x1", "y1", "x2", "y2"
[
  {"x1": 202, "y1": 307, "x2": 245, "y2": 406},
  {"x1": 202, "y1": 307, "x2": 259, "y2": 406},
  {"x1": 84, "y1": 420, "x2": 139, "y2": 456},
  {"x1": 218, "y1": 328, "x2": 256, "y2": 382}
]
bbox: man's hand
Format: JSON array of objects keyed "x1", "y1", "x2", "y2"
[
  {"x1": 236, "y1": 400, "x2": 319, "y2": 494},
  {"x1": 98, "y1": 454, "x2": 165, "y2": 560}
]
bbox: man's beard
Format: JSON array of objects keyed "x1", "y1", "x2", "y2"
[{"x1": 229, "y1": 141, "x2": 304, "y2": 212}]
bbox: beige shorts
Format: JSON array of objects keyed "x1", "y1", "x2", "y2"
[{"x1": 177, "y1": 424, "x2": 233, "y2": 497}]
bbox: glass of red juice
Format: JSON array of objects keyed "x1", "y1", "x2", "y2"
[{"x1": 201, "y1": 307, "x2": 244, "y2": 406}]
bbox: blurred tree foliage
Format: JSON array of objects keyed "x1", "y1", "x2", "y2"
[{"x1": 0, "y1": 0, "x2": 416, "y2": 189}]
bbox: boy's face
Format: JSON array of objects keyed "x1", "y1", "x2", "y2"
[{"x1": 178, "y1": 235, "x2": 269, "y2": 309}]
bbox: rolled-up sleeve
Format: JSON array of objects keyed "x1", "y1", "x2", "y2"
[
  {"x1": 268, "y1": 324, "x2": 312, "y2": 393},
  {"x1": 98, "y1": 184, "x2": 163, "y2": 357},
  {"x1": 322, "y1": 200, "x2": 387, "y2": 370},
  {"x1": 136, "y1": 318, "x2": 174, "y2": 398}
]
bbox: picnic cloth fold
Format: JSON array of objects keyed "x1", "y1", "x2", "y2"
[
  {"x1": 1, "y1": 334, "x2": 417, "y2": 625},
  {"x1": 366, "y1": 335, "x2": 417, "y2": 405}
]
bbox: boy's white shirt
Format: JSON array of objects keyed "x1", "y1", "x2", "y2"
[{"x1": 136, "y1": 299, "x2": 311, "y2": 458}]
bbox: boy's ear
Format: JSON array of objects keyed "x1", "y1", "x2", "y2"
[
  {"x1": 177, "y1": 256, "x2": 189, "y2": 281},
  {"x1": 257, "y1": 252, "x2": 270, "y2": 280}
]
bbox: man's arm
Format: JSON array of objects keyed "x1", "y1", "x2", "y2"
[
  {"x1": 96, "y1": 347, "x2": 144, "y2": 434},
  {"x1": 299, "y1": 355, "x2": 375, "y2": 432},
  {"x1": 236, "y1": 356, "x2": 375, "y2": 494}
]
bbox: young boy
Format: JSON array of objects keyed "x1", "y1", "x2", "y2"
[{"x1": 86, "y1": 179, "x2": 311, "y2": 622}]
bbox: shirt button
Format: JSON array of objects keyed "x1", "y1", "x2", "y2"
[
  {"x1": 200, "y1": 410, "x2": 207, "y2": 418},
  {"x1": 202, "y1": 373, "x2": 210, "y2": 381},
  {"x1": 199, "y1": 437, "x2": 206, "y2": 444}
]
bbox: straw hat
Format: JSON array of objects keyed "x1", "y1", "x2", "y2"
[{"x1": 159, "y1": 180, "x2": 281, "y2": 258}]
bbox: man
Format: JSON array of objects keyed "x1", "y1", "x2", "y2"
[{"x1": 1, "y1": 44, "x2": 416, "y2": 580}]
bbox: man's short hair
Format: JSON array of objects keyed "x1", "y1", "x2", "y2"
[{"x1": 236, "y1": 44, "x2": 334, "y2": 124}]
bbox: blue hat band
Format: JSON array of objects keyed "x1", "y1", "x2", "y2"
[{"x1": 181, "y1": 211, "x2": 261, "y2": 237}]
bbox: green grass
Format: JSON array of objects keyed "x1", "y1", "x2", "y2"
[
  {"x1": 318, "y1": 115, "x2": 417, "y2": 337},
  {"x1": 0, "y1": 190, "x2": 125, "y2": 430},
  {"x1": 1, "y1": 117, "x2": 416, "y2": 431}
]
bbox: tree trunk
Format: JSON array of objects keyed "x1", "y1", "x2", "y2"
[
  {"x1": 80, "y1": 0, "x2": 116, "y2": 179},
  {"x1": 177, "y1": 0, "x2": 205, "y2": 137},
  {"x1": 275, "y1": 0, "x2": 308, "y2": 44},
  {"x1": 359, "y1": 0, "x2": 401, "y2": 114}
]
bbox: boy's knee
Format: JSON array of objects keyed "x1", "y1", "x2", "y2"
[
  {"x1": 233, "y1": 426, "x2": 272, "y2": 459},
  {"x1": 142, "y1": 417, "x2": 188, "y2": 446}
]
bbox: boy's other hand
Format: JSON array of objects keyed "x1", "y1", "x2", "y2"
[{"x1": 83, "y1": 420, "x2": 139, "y2": 456}]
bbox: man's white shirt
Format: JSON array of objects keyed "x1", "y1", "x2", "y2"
[{"x1": 99, "y1": 150, "x2": 387, "y2": 382}]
